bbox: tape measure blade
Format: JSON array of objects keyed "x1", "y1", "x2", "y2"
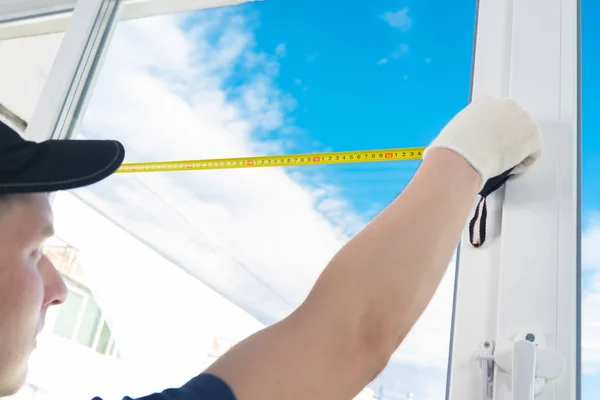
[{"x1": 116, "y1": 147, "x2": 425, "y2": 173}]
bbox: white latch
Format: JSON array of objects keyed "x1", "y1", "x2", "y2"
[{"x1": 475, "y1": 333, "x2": 565, "y2": 399}]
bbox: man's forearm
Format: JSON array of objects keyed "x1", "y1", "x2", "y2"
[{"x1": 303, "y1": 148, "x2": 481, "y2": 357}]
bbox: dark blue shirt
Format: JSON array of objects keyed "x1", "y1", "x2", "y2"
[{"x1": 93, "y1": 373, "x2": 236, "y2": 400}]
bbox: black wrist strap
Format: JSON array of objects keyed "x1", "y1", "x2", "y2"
[{"x1": 468, "y1": 167, "x2": 515, "y2": 248}]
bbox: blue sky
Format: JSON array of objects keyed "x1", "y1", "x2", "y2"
[
  {"x1": 237, "y1": 0, "x2": 476, "y2": 217},
  {"x1": 62, "y1": 0, "x2": 598, "y2": 399},
  {"x1": 582, "y1": 0, "x2": 599, "y2": 221},
  {"x1": 581, "y1": 0, "x2": 598, "y2": 397}
]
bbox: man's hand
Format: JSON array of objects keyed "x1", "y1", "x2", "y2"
[{"x1": 425, "y1": 96, "x2": 543, "y2": 189}]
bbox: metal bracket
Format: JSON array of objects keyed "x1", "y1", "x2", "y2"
[
  {"x1": 475, "y1": 334, "x2": 565, "y2": 399},
  {"x1": 478, "y1": 340, "x2": 495, "y2": 399}
]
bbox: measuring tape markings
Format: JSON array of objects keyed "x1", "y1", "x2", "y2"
[{"x1": 116, "y1": 147, "x2": 426, "y2": 173}]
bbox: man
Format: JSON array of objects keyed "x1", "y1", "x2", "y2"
[{"x1": 0, "y1": 96, "x2": 542, "y2": 400}]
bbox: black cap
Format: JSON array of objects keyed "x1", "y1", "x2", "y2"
[{"x1": 0, "y1": 119, "x2": 125, "y2": 194}]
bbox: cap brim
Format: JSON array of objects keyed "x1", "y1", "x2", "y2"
[{"x1": 0, "y1": 139, "x2": 125, "y2": 194}]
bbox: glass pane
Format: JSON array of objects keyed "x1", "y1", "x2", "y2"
[
  {"x1": 95, "y1": 322, "x2": 112, "y2": 355},
  {"x1": 53, "y1": 288, "x2": 83, "y2": 340},
  {"x1": 107, "y1": 338, "x2": 116, "y2": 357},
  {"x1": 76, "y1": 298, "x2": 102, "y2": 347},
  {"x1": 582, "y1": 0, "x2": 598, "y2": 398},
  {"x1": 47, "y1": 1, "x2": 473, "y2": 399}
]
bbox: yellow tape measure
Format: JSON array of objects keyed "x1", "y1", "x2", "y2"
[{"x1": 116, "y1": 146, "x2": 426, "y2": 173}]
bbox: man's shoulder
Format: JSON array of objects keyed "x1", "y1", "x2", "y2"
[{"x1": 93, "y1": 373, "x2": 236, "y2": 400}]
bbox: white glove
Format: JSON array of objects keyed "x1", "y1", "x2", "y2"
[{"x1": 423, "y1": 96, "x2": 543, "y2": 189}]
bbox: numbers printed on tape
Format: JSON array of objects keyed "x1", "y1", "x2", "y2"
[{"x1": 116, "y1": 147, "x2": 426, "y2": 174}]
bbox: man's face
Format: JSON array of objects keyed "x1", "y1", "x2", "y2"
[{"x1": 0, "y1": 194, "x2": 67, "y2": 396}]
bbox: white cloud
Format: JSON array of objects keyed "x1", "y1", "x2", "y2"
[
  {"x1": 583, "y1": 292, "x2": 600, "y2": 375},
  {"x1": 74, "y1": 7, "x2": 362, "y2": 334},
  {"x1": 583, "y1": 214, "x2": 600, "y2": 270},
  {"x1": 391, "y1": 265, "x2": 455, "y2": 369},
  {"x1": 576, "y1": 213, "x2": 600, "y2": 375},
  {"x1": 580, "y1": 213, "x2": 600, "y2": 375},
  {"x1": 238, "y1": 75, "x2": 288, "y2": 130},
  {"x1": 275, "y1": 42, "x2": 286, "y2": 57},
  {"x1": 377, "y1": 44, "x2": 409, "y2": 65},
  {"x1": 381, "y1": 7, "x2": 413, "y2": 32},
  {"x1": 391, "y1": 44, "x2": 409, "y2": 59}
]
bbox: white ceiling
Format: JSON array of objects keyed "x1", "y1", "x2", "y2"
[
  {"x1": 0, "y1": 0, "x2": 73, "y2": 21},
  {"x1": 0, "y1": 0, "x2": 255, "y2": 39}
]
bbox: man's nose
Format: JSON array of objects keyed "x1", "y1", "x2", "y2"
[{"x1": 39, "y1": 254, "x2": 68, "y2": 306}]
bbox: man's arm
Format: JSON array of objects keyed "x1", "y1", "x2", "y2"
[
  {"x1": 204, "y1": 97, "x2": 542, "y2": 400},
  {"x1": 204, "y1": 149, "x2": 479, "y2": 400}
]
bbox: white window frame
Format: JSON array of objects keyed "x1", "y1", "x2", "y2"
[
  {"x1": 0, "y1": 0, "x2": 581, "y2": 398},
  {"x1": 446, "y1": 0, "x2": 580, "y2": 399},
  {"x1": 54, "y1": 283, "x2": 94, "y2": 342},
  {"x1": 23, "y1": 0, "x2": 121, "y2": 143}
]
